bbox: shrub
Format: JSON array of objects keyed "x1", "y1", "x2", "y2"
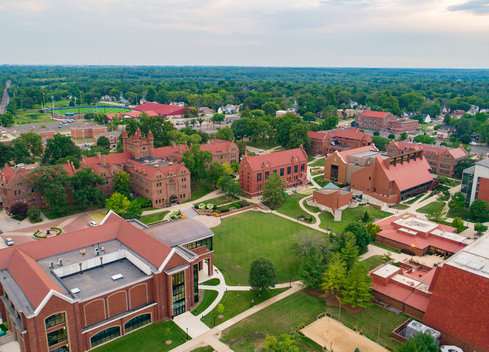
[
  {"x1": 27, "y1": 206, "x2": 41, "y2": 223},
  {"x1": 133, "y1": 197, "x2": 152, "y2": 208},
  {"x1": 239, "y1": 200, "x2": 249, "y2": 207},
  {"x1": 220, "y1": 206, "x2": 229, "y2": 213}
]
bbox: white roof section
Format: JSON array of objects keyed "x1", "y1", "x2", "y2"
[
  {"x1": 373, "y1": 264, "x2": 400, "y2": 278},
  {"x1": 393, "y1": 217, "x2": 439, "y2": 233},
  {"x1": 445, "y1": 233, "x2": 489, "y2": 279},
  {"x1": 430, "y1": 229, "x2": 466, "y2": 243},
  {"x1": 392, "y1": 274, "x2": 421, "y2": 288}
]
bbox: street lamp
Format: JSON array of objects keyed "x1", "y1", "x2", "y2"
[
  {"x1": 213, "y1": 313, "x2": 216, "y2": 327},
  {"x1": 186, "y1": 327, "x2": 189, "y2": 341}
]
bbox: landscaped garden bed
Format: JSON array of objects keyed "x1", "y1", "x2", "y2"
[{"x1": 33, "y1": 226, "x2": 63, "y2": 239}]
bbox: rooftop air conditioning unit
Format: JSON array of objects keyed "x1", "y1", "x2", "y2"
[
  {"x1": 111, "y1": 274, "x2": 123, "y2": 281},
  {"x1": 94, "y1": 248, "x2": 99, "y2": 256},
  {"x1": 57, "y1": 259, "x2": 63, "y2": 266},
  {"x1": 48, "y1": 261, "x2": 54, "y2": 269},
  {"x1": 71, "y1": 288, "x2": 80, "y2": 294}
]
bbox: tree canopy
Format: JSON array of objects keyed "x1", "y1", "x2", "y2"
[
  {"x1": 262, "y1": 172, "x2": 286, "y2": 206},
  {"x1": 249, "y1": 257, "x2": 277, "y2": 292},
  {"x1": 42, "y1": 133, "x2": 82, "y2": 168}
]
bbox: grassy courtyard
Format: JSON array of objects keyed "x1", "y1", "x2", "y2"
[
  {"x1": 92, "y1": 321, "x2": 188, "y2": 352},
  {"x1": 274, "y1": 193, "x2": 316, "y2": 223},
  {"x1": 362, "y1": 255, "x2": 386, "y2": 270},
  {"x1": 309, "y1": 158, "x2": 325, "y2": 167},
  {"x1": 202, "y1": 288, "x2": 288, "y2": 328},
  {"x1": 318, "y1": 205, "x2": 386, "y2": 234},
  {"x1": 183, "y1": 181, "x2": 214, "y2": 203},
  {"x1": 416, "y1": 201, "x2": 445, "y2": 216},
  {"x1": 212, "y1": 211, "x2": 325, "y2": 285},
  {"x1": 42, "y1": 202, "x2": 105, "y2": 220},
  {"x1": 192, "y1": 290, "x2": 219, "y2": 316},
  {"x1": 140, "y1": 210, "x2": 170, "y2": 225}
]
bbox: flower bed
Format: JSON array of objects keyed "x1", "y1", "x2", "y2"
[{"x1": 33, "y1": 227, "x2": 63, "y2": 239}]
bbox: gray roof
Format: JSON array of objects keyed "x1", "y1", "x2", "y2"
[
  {"x1": 323, "y1": 182, "x2": 339, "y2": 190},
  {"x1": 143, "y1": 218, "x2": 214, "y2": 247},
  {"x1": 476, "y1": 158, "x2": 489, "y2": 169}
]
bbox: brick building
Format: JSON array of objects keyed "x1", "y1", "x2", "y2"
[
  {"x1": 71, "y1": 124, "x2": 107, "y2": 140},
  {"x1": 0, "y1": 212, "x2": 215, "y2": 352},
  {"x1": 354, "y1": 111, "x2": 397, "y2": 130},
  {"x1": 387, "y1": 141, "x2": 468, "y2": 177},
  {"x1": 387, "y1": 118, "x2": 419, "y2": 133},
  {"x1": 94, "y1": 131, "x2": 121, "y2": 148},
  {"x1": 308, "y1": 183, "x2": 353, "y2": 221},
  {"x1": 323, "y1": 146, "x2": 434, "y2": 204},
  {"x1": 200, "y1": 138, "x2": 239, "y2": 165},
  {"x1": 29, "y1": 128, "x2": 56, "y2": 140},
  {"x1": 307, "y1": 128, "x2": 372, "y2": 156},
  {"x1": 239, "y1": 147, "x2": 308, "y2": 197}
]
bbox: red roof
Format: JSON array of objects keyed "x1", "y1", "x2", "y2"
[
  {"x1": 372, "y1": 281, "x2": 413, "y2": 302},
  {"x1": 201, "y1": 139, "x2": 234, "y2": 154},
  {"x1": 404, "y1": 290, "x2": 431, "y2": 312},
  {"x1": 132, "y1": 103, "x2": 186, "y2": 116},
  {"x1": 377, "y1": 154, "x2": 433, "y2": 192},
  {"x1": 337, "y1": 145, "x2": 378, "y2": 162},
  {"x1": 125, "y1": 159, "x2": 182, "y2": 179},
  {"x1": 394, "y1": 141, "x2": 468, "y2": 160},
  {"x1": 153, "y1": 145, "x2": 188, "y2": 160},
  {"x1": 331, "y1": 127, "x2": 371, "y2": 141},
  {"x1": 308, "y1": 131, "x2": 327, "y2": 140},
  {"x1": 360, "y1": 111, "x2": 390, "y2": 118},
  {"x1": 244, "y1": 147, "x2": 307, "y2": 170},
  {"x1": 81, "y1": 152, "x2": 133, "y2": 172}
]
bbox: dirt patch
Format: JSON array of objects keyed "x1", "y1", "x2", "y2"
[
  {"x1": 308, "y1": 289, "x2": 363, "y2": 314},
  {"x1": 302, "y1": 316, "x2": 388, "y2": 352}
]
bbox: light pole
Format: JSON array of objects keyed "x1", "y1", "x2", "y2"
[
  {"x1": 213, "y1": 314, "x2": 216, "y2": 327},
  {"x1": 186, "y1": 327, "x2": 189, "y2": 341}
]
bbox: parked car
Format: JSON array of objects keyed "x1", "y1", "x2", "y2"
[
  {"x1": 0, "y1": 230, "x2": 3, "y2": 235},
  {"x1": 15, "y1": 163, "x2": 25, "y2": 168},
  {"x1": 89, "y1": 221, "x2": 98, "y2": 227},
  {"x1": 5, "y1": 238, "x2": 14, "y2": 246}
]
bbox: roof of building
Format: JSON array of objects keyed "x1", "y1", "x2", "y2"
[
  {"x1": 95, "y1": 131, "x2": 121, "y2": 139},
  {"x1": 377, "y1": 154, "x2": 433, "y2": 192},
  {"x1": 475, "y1": 158, "x2": 489, "y2": 169},
  {"x1": 359, "y1": 110, "x2": 391, "y2": 118},
  {"x1": 125, "y1": 156, "x2": 183, "y2": 179},
  {"x1": 307, "y1": 128, "x2": 371, "y2": 142},
  {"x1": 143, "y1": 218, "x2": 214, "y2": 248},
  {"x1": 201, "y1": 139, "x2": 236, "y2": 154},
  {"x1": 153, "y1": 144, "x2": 188, "y2": 160},
  {"x1": 392, "y1": 141, "x2": 468, "y2": 160},
  {"x1": 323, "y1": 182, "x2": 339, "y2": 190},
  {"x1": 71, "y1": 123, "x2": 105, "y2": 130},
  {"x1": 337, "y1": 145, "x2": 378, "y2": 163},
  {"x1": 1, "y1": 164, "x2": 77, "y2": 184},
  {"x1": 81, "y1": 152, "x2": 133, "y2": 172},
  {"x1": 132, "y1": 103, "x2": 186, "y2": 116},
  {"x1": 243, "y1": 147, "x2": 307, "y2": 170}
]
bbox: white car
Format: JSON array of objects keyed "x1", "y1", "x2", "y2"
[
  {"x1": 15, "y1": 163, "x2": 25, "y2": 168},
  {"x1": 5, "y1": 238, "x2": 14, "y2": 246},
  {"x1": 88, "y1": 221, "x2": 98, "y2": 227}
]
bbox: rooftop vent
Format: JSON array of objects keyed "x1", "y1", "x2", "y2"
[
  {"x1": 48, "y1": 261, "x2": 54, "y2": 269},
  {"x1": 111, "y1": 274, "x2": 123, "y2": 281},
  {"x1": 71, "y1": 288, "x2": 80, "y2": 294}
]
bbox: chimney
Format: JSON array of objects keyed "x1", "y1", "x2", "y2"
[
  {"x1": 245, "y1": 151, "x2": 248, "y2": 157},
  {"x1": 79, "y1": 263, "x2": 83, "y2": 274},
  {"x1": 178, "y1": 144, "x2": 182, "y2": 153},
  {"x1": 97, "y1": 152, "x2": 101, "y2": 160},
  {"x1": 101, "y1": 154, "x2": 107, "y2": 166},
  {"x1": 172, "y1": 141, "x2": 176, "y2": 148}
]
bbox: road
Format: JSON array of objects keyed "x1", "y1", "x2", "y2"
[{"x1": 0, "y1": 79, "x2": 11, "y2": 115}]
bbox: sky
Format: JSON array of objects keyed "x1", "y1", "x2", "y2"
[{"x1": 0, "y1": 0, "x2": 488, "y2": 68}]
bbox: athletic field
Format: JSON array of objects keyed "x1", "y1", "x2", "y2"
[{"x1": 51, "y1": 106, "x2": 130, "y2": 115}]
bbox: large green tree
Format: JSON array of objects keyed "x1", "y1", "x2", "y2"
[
  {"x1": 26, "y1": 166, "x2": 71, "y2": 215},
  {"x1": 96, "y1": 135, "x2": 111, "y2": 150},
  {"x1": 341, "y1": 261, "x2": 373, "y2": 308},
  {"x1": 344, "y1": 223, "x2": 371, "y2": 251},
  {"x1": 371, "y1": 136, "x2": 390, "y2": 151},
  {"x1": 249, "y1": 257, "x2": 277, "y2": 292},
  {"x1": 449, "y1": 192, "x2": 466, "y2": 210},
  {"x1": 208, "y1": 161, "x2": 226, "y2": 186},
  {"x1": 299, "y1": 246, "x2": 325, "y2": 291},
  {"x1": 105, "y1": 192, "x2": 131, "y2": 214},
  {"x1": 113, "y1": 170, "x2": 132, "y2": 198},
  {"x1": 398, "y1": 333, "x2": 439, "y2": 352},
  {"x1": 42, "y1": 133, "x2": 82, "y2": 168},
  {"x1": 262, "y1": 172, "x2": 286, "y2": 206},
  {"x1": 470, "y1": 199, "x2": 489, "y2": 220},
  {"x1": 322, "y1": 252, "x2": 346, "y2": 303},
  {"x1": 287, "y1": 123, "x2": 311, "y2": 149},
  {"x1": 216, "y1": 126, "x2": 234, "y2": 141},
  {"x1": 17, "y1": 132, "x2": 43, "y2": 156},
  {"x1": 219, "y1": 175, "x2": 242, "y2": 198},
  {"x1": 180, "y1": 144, "x2": 213, "y2": 181},
  {"x1": 70, "y1": 168, "x2": 105, "y2": 210}
]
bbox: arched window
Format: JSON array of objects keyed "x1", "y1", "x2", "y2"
[
  {"x1": 90, "y1": 326, "x2": 121, "y2": 348},
  {"x1": 45, "y1": 312, "x2": 66, "y2": 329},
  {"x1": 124, "y1": 314, "x2": 151, "y2": 333}
]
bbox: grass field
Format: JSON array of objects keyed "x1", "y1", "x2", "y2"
[
  {"x1": 212, "y1": 211, "x2": 324, "y2": 285},
  {"x1": 313, "y1": 175, "x2": 327, "y2": 188},
  {"x1": 89, "y1": 211, "x2": 108, "y2": 224},
  {"x1": 318, "y1": 205, "x2": 386, "y2": 234},
  {"x1": 220, "y1": 290, "x2": 325, "y2": 352},
  {"x1": 274, "y1": 193, "x2": 316, "y2": 223},
  {"x1": 140, "y1": 210, "x2": 170, "y2": 225},
  {"x1": 183, "y1": 181, "x2": 214, "y2": 203},
  {"x1": 362, "y1": 255, "x2": 386, "y2": 270},
  {"x1": 245, "y1": 139, "x2": 280, "y2": 150},
  {"x1": 92, "y1": 321, "x2": 188, "y2": 352},
  {"x1": 202, "y1": 288, "x2": 288, "y2": 328},
  {"x1": 202, "y1": 278, "x2": 220, "y2": 286},
  {"x1": 191, "y1": 347, "x2": 214, "y2": 352},
  {"x1": 221, "y1": 290, "x2": 407, "y2": 352},
  {"x1": 192, "y1": 290, "x2": 219, "y2": 316},
  {"x1": 416, "y1": 201, "x2": 445, "y2": 216},
  {"x1": 42, "y1": 202, "x2": 105, "y2": 220},
  {"x1": 309, "y1": 158, "x2": 325, "y2": 167},
  {"x1": 392, "y1": 204, "x2": 409, "y2": 210},
  {"x1": 194, "y1": 195, "x2": 237, "y2": 207}
]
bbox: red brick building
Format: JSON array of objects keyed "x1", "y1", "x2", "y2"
[
  {"x1": 309, "y1": 183, "x2": 353, "y2": 220},
  {"x1": 323, "y1": 147, "x2": 434, "y2": 204},
  {"x1": 94, "y1": 131, "x2": 121, "y2": 148},
  {"x1": 71, "y1": 124, "x2": 107, "y2": 140},
  {"x1": 200, "y1": 138, "x2": 239, "y2": 165},
  {"x1": 239, "y1": 147, "x2": 308, "y2": 197},
  {"x1": 387, "y1": 141, "x2": 468, "y2": 177},
  {"x1": 29, "y1": 128, "x2": 56, "y2": 140},
  {"x1": 0, "y1": 212, "x2": 214, "y2": 352},
  {"x1": 355, "y1": 111, "x2": 397, "y2": 130},
  {"x1": 387, "y1": 118, "x2": 419, "y2": 133},
  {"x1": 307, "y1": 128, "x2": 372, "y2": 156}
]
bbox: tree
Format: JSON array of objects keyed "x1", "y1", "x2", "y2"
[
  {"x1": 17, "y1": 132, "x2": 43, "y2": 156},
  {"x1": 322, "y1": 252, "x2": 346, "y2": 303},
  {"x1": 113, "y1": 171, "x2": 132, "y2": 198},
  {"x1": 470, "y1": 199, "x2": 489, "y2": 220},
  {"x1": 219, "y1": 175, "x2": 242, "y2": 198},
  {"x1": 70, "y1": 168, "x2": 105, "y2": 210},
  {"x1": 216, "y1": 126, "x2": 234, "y2": 141},
  {"x1": 249, "y1": 257, "x2": 277, "y2": 292},
  {"x1": 27, "y1": 205, "x2": 41, "y2": 223},
  {"x1": 367, "y1": 222, "x2": 381, "y2": 241},
  {"x1": 181, "y1": 144, "x2": 213, "y2": 181},
  {"x1": 0, "y1": 112, "x2": 14, "y2": 127},
  {"x1": 459, "y1": 134, "x2": 471, "y2": 144},
  {"x1": 120, "y1": 200, "x2": 143, "y2": 220},
  {"x1": 262, "y1": 172, "x2": 286, "y2": 206},
  {"x1": 208, "y1": 161, "x2": 226, "y2": 186},
  {"x1": 264, "y1": 334, "x2": 299, "y2": 352},
  {"x1": 448, "y1": 192, "x2": 466, "y2": 210},
  {"x1": 302, "y1": 112, "x2": 316, "y2": 122},
  {"x1": 42, "y1": 133, "x2": 82, "y2": 168},
  {"x1": 371, "y1": 136, "x2": 390, "y2": 151},
  {"x1": 475, "y1": 222, "x2": 488, "y2": 234},
  {"x1": 105, "y1": 192, "x2": 131, "y2": 214},
  {"x1": 293, "y1": 230, "x2": 331, "y2": 257},
  {"x1": 231, "y1": 118, "x2": 248, "y2": 140},
  {"x1": 413, "y1": 135, "x2": 436, "y2": 145},
  {"x1": 443, "y1": 113, "x2": 452, "y2": 125},
  {"x1": 287, "y1": 123, "x2": 311, "y2": 149},
  {"x1": 398, "y1": 332, "x2": 439, "y2": 352},
  {"x1": 0, "y1": 143, "x2": 14, "y2": 166},
  {"x1": 388, "y1": 133, "x2": 395, "y2": 140},
  {"x1": 340, "y1": 237, "x2": 360, "y2": 271},
  {"x1": 362, "y1": 210, "x2": 370, "y2": 223},
  {"x1": 451, "y1": 217, "x2": 464, "y2": 233},
  {"x1": 10, "y1": 202, "x2": 28, "y2": 218},
  {"x1": 399, "y1": 132, "x2": 408, "y2": 141},
  {"x1": 373, "y1": 130, "x2": 380, "y2": 136},
  {"x1": 211, "y1": 113, "x2": 225, "y2": 124},
  {"x1": 344, "y1": 223, "x2": 370, "y2": 251},
  {"x1": 453, "y1": 158, "x2": 475, "y2": 179},
  {"x1": 97, "y1": 136, "x2": 111, "y2": 150},
  {"x1": 341, "y1": 261, "x2": 373, "y2": 308},
  {"x1": 26, "y1": 166, "x2": 71, "y2": 215},
  {"x1": 217, "y1": 304, "x2": 225, "y2": 315},
  {"x1": 300, "y1": 246, "x2": 326, "y2": 290}
]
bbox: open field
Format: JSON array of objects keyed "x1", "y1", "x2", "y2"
[
  {"x1": 416, "y1": 201, "x2": 445, "y2": 216},
  {"x1": 309, "y1": 158, "x2": 325, "y2": 167},
  {"x1": 92, "y1": 321, "x2": 188, "y2": 352},
  {"x1": 274, "y1": 193, "x2": 316, "y2": 223},
  {"x1": 183, "y1": 181, "x2": 214, "y2": 203},
  {"x1": 50, "y1": 106, "x2": 130, "y2": 115},
  {"x1": 318, "y1": 205, "x2": 385, "y2": 234},
  {"x1": 212, "y1": 211, "x2": 325, "y2": 285}
]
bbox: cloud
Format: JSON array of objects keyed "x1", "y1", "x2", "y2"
[{"x1": 447, "y1": 0, "x2": 489, "y2": 14}]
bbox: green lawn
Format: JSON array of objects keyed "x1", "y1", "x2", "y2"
[
  {"x1": 194, "y1": 195, "x2": 237, "y2": 207},
  {"x1": 183, "y1": 181, "x2": 214, "y2": 203},
  {"x1": 307, "y1": 154, "x2": 315, "y2": 162},
  {"x1": 191, "y1": 347, "x2": 214, "y2": 352},
  {"x1": 42, "y1": 202, "x2": 105, "y2": 220},
  {"x1": 318, "y1": 205, "x2": 386, "y2": 234},
  {"x1": 203, "y1": 288, "x2": 289, "y2": 328},
  {"x1": 221, "y1": 290, "x2": 325, "y2": 352},
  {"x1": 404, "y1": 192, "x2": 426, "y2": 204},
  {"x1": 245, "y1": 139, "x2": 280, "y2": 150},
  {"x1": 212, "y1": 211, "x2": 325, "y2": 285},
  {"x1": 416, "y1": 201, "x2": 445, "y2": 216},
  {"x1": 13, "y1": 109, "x2": 55, "y2": 124},
  {"x1": 202, "y1": 278, "x2": 220, "y2": 286},
  {"x1": 392, "y1": 204, "x2": 409, "y2": 210},
  {"x1": 274, "y1": 193, "x2": 316, "y2": 223},
  {"x1": 52, "y1": 106, "x2": 130, "y2": 115},
  {"x1": 362, "y1": 255, "x2": 386, "y2": 270},
  {"x1": 309, "y1": 158, "x2": 325, "y2": 167},
  {"x1": 313, "y1": 175, "x2": 327, "y2": 188},
  {"x1": 140, "y1": 211, "x2": 170, "y2": 225},
  {"x1": 92, "y1": 321, "x2": 188, "y2": 352},
  {"x1": 447, "y1": 207, "x2": 489, "y2": 223},
  {"x1": 304, "y1": 198, "x2": 321, "y2": 213},
  {"x1": 192, "y1": 290, "x2": 219, "y2": 316}
]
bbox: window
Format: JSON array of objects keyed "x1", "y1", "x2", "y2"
[
  {"x1": 294, "y1": 165, "x2": 298, "y2": 173},
  {"x1": 257, "y1": 173, "x2": 262, "y2": 182},
  {"x1": 47, "y1": 327, "x2": 68, "y2": 347},
  {"x1": 265, "y1": 171, "x2": 269, "y2": 180},
  {"x1": 280, "y1": 168, "x2": 284, "y2": 176},
  {"x1": 172, "y1": 271, "x2": 186, "y2": 316},
  {"x1": 45, "y1": 313, "x2": 66, "y2": 329},
  {"x1": 124, "y1": 314, "x2": 151, "y2": 333},
  {"x1": 90, "y1": 327, "x2": 120, "y2": 348},
  {"x1": 193, "y1": 264, "x2": 199, "y2": 304},
  {"x1": 183, "y1": 237, "x2": 213, "y2": 252},
  {"x1": 301, "y1": 164, "x2": 305, "y2": 172},
  {"x1": 287, "y1": 167, "x2": 291, "y2": 175},
  {"x1": 51, "y1": 345, "x2": 69, "y2": 352}
]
